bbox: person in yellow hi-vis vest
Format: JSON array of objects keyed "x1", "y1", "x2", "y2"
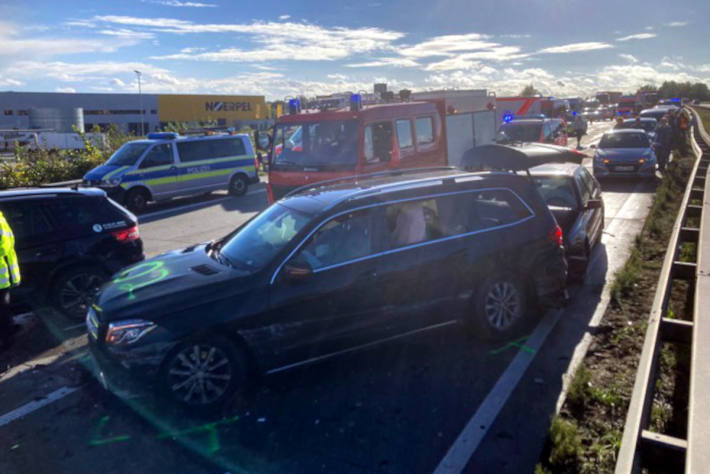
[{"x1": 0, "y1": 210, "x2": 20, "y2": 350}]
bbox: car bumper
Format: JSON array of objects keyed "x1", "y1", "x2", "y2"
[{"x1": 594, "y1": 163, "x2": 656, "y2": 178}]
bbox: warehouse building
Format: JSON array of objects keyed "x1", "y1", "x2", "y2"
[{"x1": 0, "y1": 91, "x2": 268, "y2": 133}]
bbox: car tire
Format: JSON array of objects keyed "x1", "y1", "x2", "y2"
[
  {"x1": 124, "y1": 188, "x2": 149, "y2": 213},
  {"x1": 160, "y1": 336, "x2": 248, "y2": 411},
  {"x1": 468, "y1": 272, "x2": 528, "y2": 341},
  {"x1": 51, "y1": 265, "x2": 108, "y2": 319},
  {"x1": 229, "y1": 174, "x2": 248, "y2": 196}
]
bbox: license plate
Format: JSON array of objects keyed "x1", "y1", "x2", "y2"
[{"x1": 615, "y1": 165, "x2": 634, "y2": 172}]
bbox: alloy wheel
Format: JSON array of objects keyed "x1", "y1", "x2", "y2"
[
  {"x1": 59, "y1": 273, "x2": 105, "y2": 317},
  {"x1": 483, "y1": 281, "x2": 522, "y2": 330},
  {"x1": 167, "y1": 344, "x2": 233, "y2": 405}
]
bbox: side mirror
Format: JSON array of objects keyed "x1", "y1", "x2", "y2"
[
  {"x1": 283, "y1": 262, "x2": 312, "y2": 281},
  {"x1": 586, "y1": 199, "x2": 602, "y2": 210}
]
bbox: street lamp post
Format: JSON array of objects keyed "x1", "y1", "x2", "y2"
[{"x1": 134, "y1": 70, "x2": 144, "y2": 136}]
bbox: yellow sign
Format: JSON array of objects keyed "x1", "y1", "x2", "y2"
[{"x1": 158, "y1": 94, "x2": 266, "y2": 122}]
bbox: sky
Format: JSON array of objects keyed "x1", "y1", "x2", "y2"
[{"x1": 0, "y1": 0, "x2": 708, "y2": 100}]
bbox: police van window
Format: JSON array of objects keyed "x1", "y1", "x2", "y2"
[
  {"x1": 106, "y1": 142, "x2": 150, "y2": 166},
  {"x1": 292, "y1": 210, "x2": 374, "y2": 270},
  {"x1": 210, "y1": 138, "x2": 246, "y2": 159},
  {"x1": 177, "y1": 140, "x2": 210, "y2": 163},
  {"x1": 0, "y1": 201, "x2": 53, "y2": 242},
  {"x1": 364, "y1": 122, "x2": 393, "y2": 164},
  {"x1": 472, "y1": 189, "x2": 532, "y2": 228},
  {"x1": 140, "y1": 144, "x2": 173, "y2": 168},
  {"x1": 415, "y1": 117, "x2": 434, "y2": 145},
  {"x1": 396, "y1": 119, "x2": 413, "y2": 149}
]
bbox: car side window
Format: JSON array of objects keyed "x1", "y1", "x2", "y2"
[
  {"x1": 382, "y1": 198, "x2": 440, "y2": 248},
  {"x1": 543, "y1": 122, "x2": 554, "y2": 142},
  {"x1": 292, "y1": 209, "x2": 374, "y2": 270},
  {"x1": 579, "y1": 167, "x2": 597, "y2": 197},
  {"x1": 415, "y1": 117, "x2": 434, "y2": 145},
  {"x1": 396, "y1": 119, "x2": 413, "y2": 150},
  {"x1": 364, "y1": 122, "x2": 393, "y2": 164},
  {"x1": 472, "y1": 189, "x2": 532, "y2": 228},
  {"x1": 210, "y1": 138, "x2": 246, "y2": 158},
  {"x1": 0, "y1": 201, "x2": 54, "y2": 243},
  {"x1": 177, "y1": 140, "x2": 211, "y2": 163},
  {"x1": 140, "y1": 144, "x2": 173, "y2": 168}
]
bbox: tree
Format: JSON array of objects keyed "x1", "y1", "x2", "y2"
[
  {"x1": 636, "y1": 85, "x2": 657, "y2": 95},
  {"x1": 520, "y1": 84, "x2": 541, "y2": 97},
  {"x1": 657, "y1": 81, "x2": 710, "y2": 101}
]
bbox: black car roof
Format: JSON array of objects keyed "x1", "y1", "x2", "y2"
[
  {"x1": 280, "y1": 169, "x2": 531, "y2": 215},
  {"x1": 0, "y1": 187, "x2": 106, "y2": 200},
  {"x1": 528, "y1": 162, "x2": 580, "y2": 176}
]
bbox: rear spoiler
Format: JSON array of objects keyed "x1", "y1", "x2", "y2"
[{"x1": 460, "y1": 143, "x2": 584, "y2": 172}]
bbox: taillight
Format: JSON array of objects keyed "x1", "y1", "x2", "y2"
[
  {"x1": 111, "y1": 225, "x2": 140, "y2": 242},
  {"x1": 549, "y1": 224, "x2": 563, "y2": 247}
]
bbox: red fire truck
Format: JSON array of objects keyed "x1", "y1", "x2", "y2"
[
  {"x1": 265, "y1": 90, "x2": 497, "y2": 202},
  {"x1": 616, "y1": 96, "x2": 638, "y2": 117}
]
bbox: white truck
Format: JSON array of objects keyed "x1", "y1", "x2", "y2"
[{"x1": 0, "y1": 130, "x2": 106, "y2": 152}]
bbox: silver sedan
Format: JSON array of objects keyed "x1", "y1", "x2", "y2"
[{"x1": 592, "y1": 129, "x2": 657, "y2": 178}]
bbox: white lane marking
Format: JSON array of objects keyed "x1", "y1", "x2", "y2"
[
  {"x1": 0, "y1": 386, "x2": 79, "y2": 428},
  {"x1": 139, "y1": 188, "x2": 266, "y2": 221},
  {"x1": 433, "y1": 309, "x2": 563, "y2": 474}
]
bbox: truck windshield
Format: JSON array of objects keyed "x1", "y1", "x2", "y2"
[
  {"x1": 219, "y1": 203, "x2": 311, "y2": 271},
  {"x1": 105, "y1": 142, "x2": 150, "y2": 166},
  {"x1": 272, "y1": 120, "x2": 358, "y2": 171}
]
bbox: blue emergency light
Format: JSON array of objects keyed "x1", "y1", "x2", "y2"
[
  {"x1": 502, "y1": 112, "x2": 514, "y2": 123},
  {"x1": 670, "y1": 98, "x2": 680, "y2": 102},
  {"x1": 288, "y1": 99, "x2": 301, "y2": 115},
  {"x1": 350, "y1": 93, "x2": 362, "y2": 111},
  {"x1": 572, "y1": 111, "x2": 577, "y2": 116},
  {"x1": 147, "y1": 132, "x2": 178, "y2": 140}
]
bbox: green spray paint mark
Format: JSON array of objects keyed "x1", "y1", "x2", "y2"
[
  {"x1": 89, "y1": 414, "x2": 240, "y2": 455},
  {"x1": 489, "y1": 335, "x2": 535, "y2": 356},
  {"x1": 112, "y1": 260, "x2": 170, "y2": 300},
  {"x1": 89, "y1": 416, "x2": 132, "y2": 446}
]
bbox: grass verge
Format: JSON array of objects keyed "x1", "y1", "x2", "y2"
[{"x1": 536, "y1": 147, "x2": 695, "y2": 473}]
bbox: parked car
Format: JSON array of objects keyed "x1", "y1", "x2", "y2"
[
  {"x1": 529, "y1": 163, "x2": 604, "y2": 279},
  {"x1": 581, "y1": 107, "x2": 603, "y2": 122},
  {"x1": 593, "y1": 129, "x2": 657, "y2": 178},
  {"x1": 618, "y1": 117, "x2": 658, "y2": 142},
  {"x1": 0, "y1": 188, "x2": 144, "y2": 318},
  {"x1": 83, "y1": 132, "x2": 259, "y2": 213},
  {"x1": 639, "y1": 107, "x2": 674, "y2": 122},
  {"x1": 87, "y1": 168, "x2": 567, "y2": 408},
  {"x1": 496, "y1": 117, "x2": 568, "y2": 146}
]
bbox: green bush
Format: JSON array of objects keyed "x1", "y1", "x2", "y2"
[{"x1": 547, "y1": 416, "x2": 582, "y2": 472}]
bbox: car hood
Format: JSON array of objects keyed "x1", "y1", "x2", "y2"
[
  {"x1": 597, "y1": 147, "x2": 650, "y2": 161},
  {"x1": 83, "y1": 164, "x2": 130, "y2": 182},
  {"x1": 94, "y1": 244, "x2": 248, "y2": 322}
]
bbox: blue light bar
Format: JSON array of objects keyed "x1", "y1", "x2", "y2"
[
  {"x1": 502, "y1": 111, "x2": 514, "y2": 123},
  {"x1": 288, "y1": 99, "x2": 301, "y2": 115},
  {"x1": 350, "y1": 93, "x2": 362, "y2": 111},
  {"x1": 147, "y1": 132, "x2": 178, "y2": 140}
]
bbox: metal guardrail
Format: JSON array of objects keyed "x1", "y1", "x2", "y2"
[{"x1": 616, "y1": 109, "x2": 710, "y2": 473}]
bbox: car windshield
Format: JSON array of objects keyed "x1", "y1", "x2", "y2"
[
  {"x1": 105, "y1": 142, "x2": 150, "y2": 166},
  {"x1": 533, "y1": 176, "x2": 578, "y2": 208},
  {"x1": 621, "y1": 120, "x2": 656, "y2": 132},
  {"x1": 599, "y1": 132, "x2": 649, "y2": 148},
  {"x1": 271, "y1": 120, "x2": 359, "y2": 171},
  {"x1": 497, "y1": 122, "x2": 542, "y2": 142},
  {"x1": 219, "y1": 204, "x2": 311, "y2": 271}
]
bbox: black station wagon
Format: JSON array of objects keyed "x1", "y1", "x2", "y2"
[{"x1": 87, "y1": 168, "x2": 567, "y2": 409}]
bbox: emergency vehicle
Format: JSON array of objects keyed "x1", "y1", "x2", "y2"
[
  {"x1": 266, "y1": 90, "x2": 497, "y2": 202},
  {"x1": 83, "y1": 131, "x2": 258, "y2": 212},
  {"x1": 495, "y1": 97, "x2": 562, "y2": 126},
  {"x1": 616, "y1": 96, "x2": 638, "y2": 116}
]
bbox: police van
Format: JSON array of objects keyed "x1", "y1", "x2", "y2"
[{"x1": 83, "y1": 132, "x2": 259, "y2": 212}]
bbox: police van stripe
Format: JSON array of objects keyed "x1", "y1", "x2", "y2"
[
  {"x1": 103, "y1": 166, "x2": 130, "y2": 181},
  {"x1": 120, "y1": 164, "x2": 255, "y2": 189},
  {"x1": 120, "y1": 156, "x2": 254, "y2": 184}
]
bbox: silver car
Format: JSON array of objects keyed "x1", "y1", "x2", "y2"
[{"x1": 593, "y1": 129, "x2": 656, "y2": 178}]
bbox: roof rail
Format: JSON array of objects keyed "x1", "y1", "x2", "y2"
[
  {"x1": 181, "y1": 127, "x2": 239, "y2": 136},
  {"x1": 282, "y1": 166, "x2": 458, "y2": 199}
]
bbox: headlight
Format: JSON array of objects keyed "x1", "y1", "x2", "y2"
[
  {"x1": 105, "y1": 319, "x2": 156, "y2": 345},
  {"x1": 107, "y1": 177, "x2": 122, "y2": 186}
]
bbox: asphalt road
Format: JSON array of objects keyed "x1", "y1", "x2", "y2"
[{"x1": 0, "y1": 120, "x2": 656, "y2": 474}]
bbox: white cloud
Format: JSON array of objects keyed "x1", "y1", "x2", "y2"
[
  {"x1": 99, "y1": 29, "x2": 155, "y2": 40},
  {"x1": 644, "y1": 26, "x2": 654, "y2": 31},
  {"x1": 619, "y1": 53, "x2": 638, "y2": 63},
  {"x1": 0, "y1": 76, "x2": 22, "y2": 87},
  {"x1": 146, "y1": 0, "x2": 217, "y2": 7},
  {"x1": 499, "y1": 34, "x2": 531, "y2": 39},
  {"x1": 616, "y1": 33, "x2": 657, "y2": 41},
  {"x1": 327, "y1": 73, "x2": 348, "y2": 81},
  {"x1": 278, "y1": 15, "x2": 291, "y2": 20},
  {"x1": 55, "y1": 87, "x2": 76, "y2": 93},
  {"x1": 4, "y1": 60, "x2": 170, "y2": 83},
  {"x1": 398, "y1": 33, "x2": 496, "y2": 58},
  {"x1": 538, "y1": 42, "x2": 613, "y2": 54},
  {"x1": 346, "y1": 57, "x2": 420, "y2": 68},
  {"x1": 666, "y1": 21, "x2": 689, "y2": 27}
]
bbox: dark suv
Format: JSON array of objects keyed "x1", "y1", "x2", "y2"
[
  {"x1": 0, "y1": 188, "x2": 144, "y2": 318},
  {"x1": 87, "y1": 169, "x2": 567, "y2": 408}
]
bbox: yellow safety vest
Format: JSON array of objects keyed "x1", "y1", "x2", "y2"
[{"x1": 0, "y1": 211, "x2": 20, "y2": 289}]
